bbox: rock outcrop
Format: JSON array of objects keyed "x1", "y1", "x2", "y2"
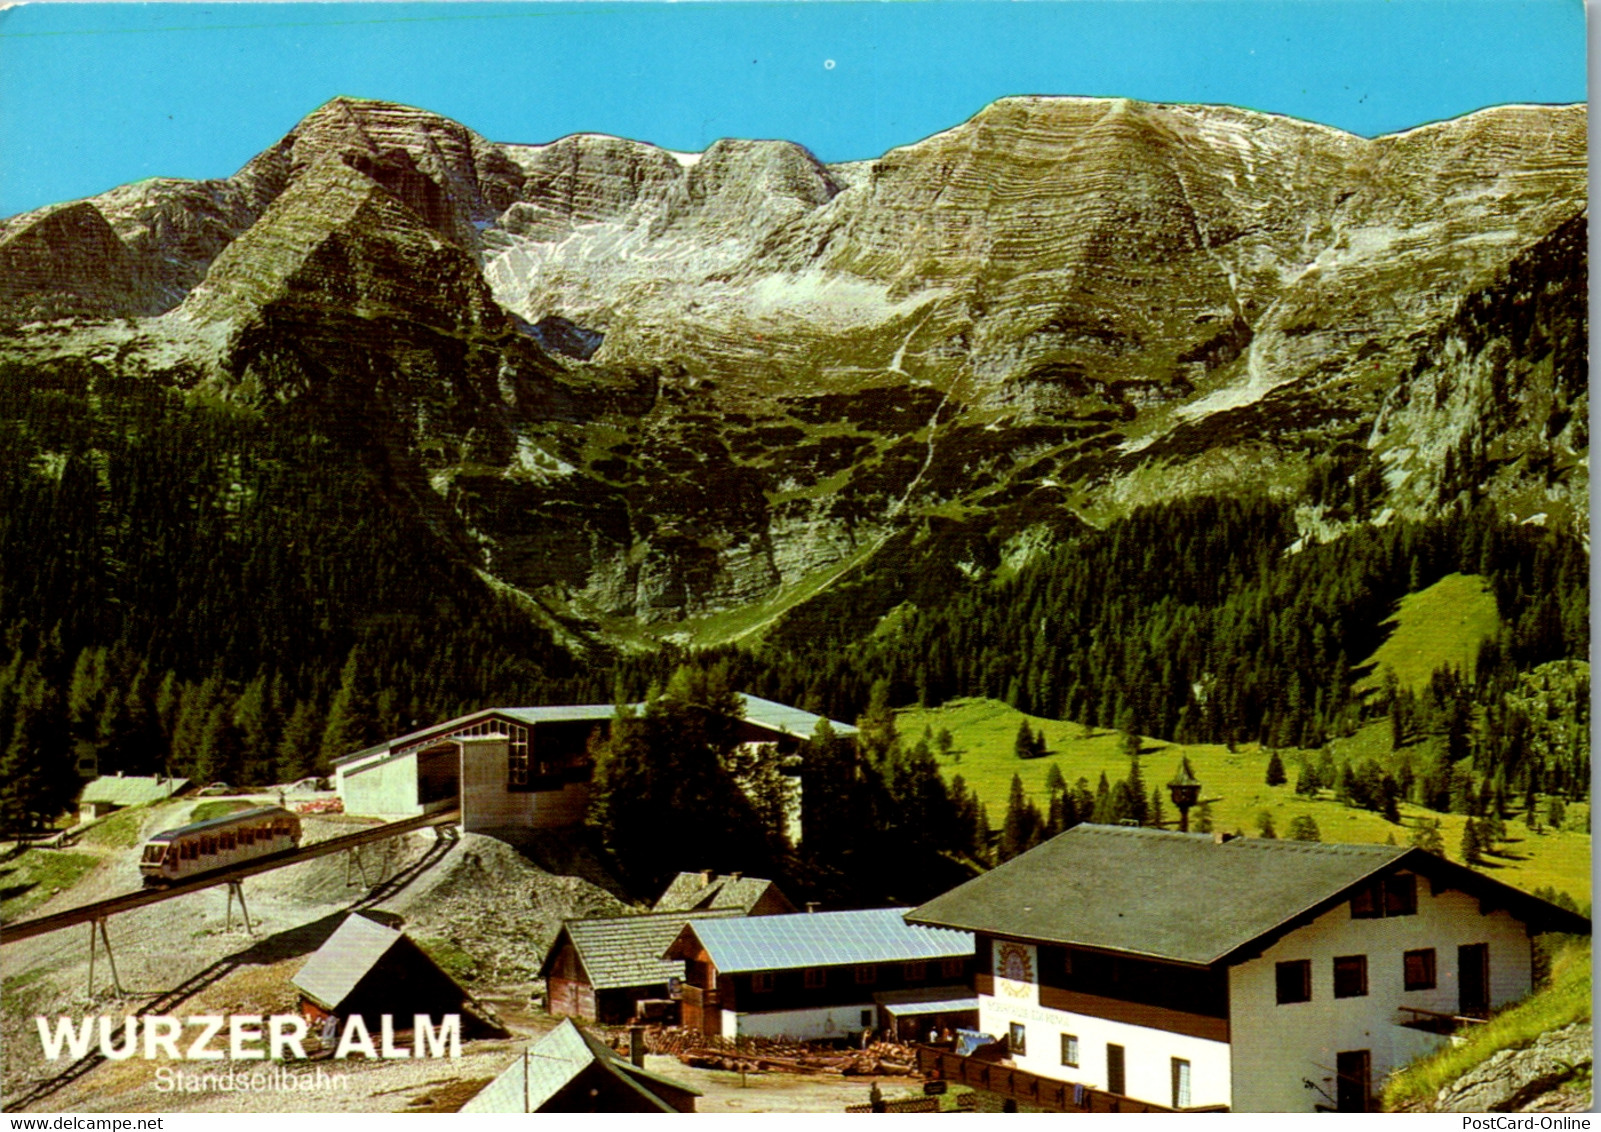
[
  {"x1": 0, "y1": 95, "x2": 1585, "y2": 635},
  {"x1": 1433, "y1": 1023, "x2": 1593, "y2": 1113}
]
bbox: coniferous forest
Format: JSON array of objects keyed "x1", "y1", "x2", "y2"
[{"x1": 0, "y1": 351, "x2": 1588, "y2": 905}]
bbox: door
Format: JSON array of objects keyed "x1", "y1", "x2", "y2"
[
  {"x1": 1336, "y1": 1050, "x2": 1371, "y2": 1112},
  {"x1": 1459, "y1": 943, "x2": 1490, "y2": 1016},
  {"x1": 1106, "y1": 1043, "x2": 1126, "y2": 1096}
]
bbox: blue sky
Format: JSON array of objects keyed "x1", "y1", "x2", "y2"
[{"x1": 0, "y1": 0, "x2": 1587, "y2": 217}]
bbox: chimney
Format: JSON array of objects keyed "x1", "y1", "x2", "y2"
[
  {"x1": 729, "y1": 872, "x2": 743, "y2": 881},
  {"x1": 1214, "y1": 831, "x2": 1236, "y2": 844},
  {"x1": 628, "y1": 1026, "x2": 646, "y2": 1068},
  {"x1": 700, "y1": 870, "x2": 714, "y2": 887},
  {"x1": 805, "y1": 901, "x2": 820, "y2": 914}
]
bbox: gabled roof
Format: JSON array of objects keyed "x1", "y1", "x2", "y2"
[
  {"x1": 291, "y1": 914, "x2": 450, "y2": 1010},
  {"x1": 652, "y1": 872, "x2": 792, "y2": 915},
  {"x1": 543, "y1": 909, "x2": 745, "y2": 990},
  {"x1": 906, "y1": 824, "x2": 1592, "y2": 968},
  {"x1": 460, "y1": 1019, "x2": 698, "y2": 1113},
  {"x1": 334, "y1": 695, "x2": 854, "y2": 767},
  {"x1": 672, "y1": 908, "x2": 973, "y2": 974},
  {"x1": 79, "y1": 776, "x2": 188, "y2": 807},
  {"x1": 736, "y1": 693, "x2": 857, "y2": 738}
]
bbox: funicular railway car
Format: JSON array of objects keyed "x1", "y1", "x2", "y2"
[{"x1": 139, "y1": 806, "x2": 301, "y2": 885}]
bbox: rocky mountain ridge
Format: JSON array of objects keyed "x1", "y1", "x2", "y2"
[{"x1": 0, "y1": 96, "x2": 1586, "y2": 641}]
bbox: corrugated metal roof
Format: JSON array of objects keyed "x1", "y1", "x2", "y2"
[
  {"x1": 460, "y1": 1020, "x2": 696, "y2": 1113},
  {"x1": 560, "y1": 910, "x2": 743, "y2": 990},
  {"x1": 879, "y1": 996, "x2": 977, "y2": 1017},
  {"x1": 335, "y1": 695, "x2": 854, "y2": 767},
  {"x1": 501, "y1": 705, "x2": 619, "y2": 725},
  {"x1": 737, "y1": 693, "x2": 857, "y2": 738},
  {"x1": 291, "y1": 914, "x2": 403, "y2": 1009},
  {"x1": 905, "y1": 824, "x2": 1449, "y2": 966},
  {"x1": 79, "y1": 776, "x2": 188, "y2": 807},
  {"x1": 686, "y1": 908, "x2": 972, "y2": 974}
]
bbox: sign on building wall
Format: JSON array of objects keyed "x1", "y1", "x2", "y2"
[{"x1": 993, "y1": 941, "x2": 1038, "y2": 1004}]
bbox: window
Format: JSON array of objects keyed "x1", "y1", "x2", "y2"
[
  {"x1": 751, "y1": 972, "x2": 775, "y2": 993},
  {"x1": 941, "y1": 958, "x2": 965, "y2": 979},
  {"x1": 1275, "y1": 959, "x2": 1312, "y2": 1004},
  {"x1": 804, "y1": 967, "x2": 826, "y2": 990},
  {"x1": 854, "y1": 964, "x2": 878, "y2": 986},
  {"x1": 1384, "y1": 874, "x2": 1418, "y2": 916},
  {"x1": 1333, "y1": 955, "x2": 1368, "y2": 999},
  {"x1": 1060, "y1": 1034, "x2": 1079, "y2": 1067},
  {"x1": 1171, "y1": 1058, "x2": 1192, "y2": 1109},
  {"x1": 1008, "y1": 1022, "x2": 1026, "y2": 1056},
  {"x1": 1352, "y1": 874, "x2": 1418, "y2": 918},
  {"x1": 903, "y1": 961, "x2": 926, "y2": 982},
  {"x1": 1403, "y1": 948, "x2": 1436, "y2": 991},
  {"x1": 860, "y1": 1010, "x2": 873, "y2": 1027}
]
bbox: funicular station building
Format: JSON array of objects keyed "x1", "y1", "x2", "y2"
[{"x1": 333, "y1": 694, "x2": 852, "y2": 834}]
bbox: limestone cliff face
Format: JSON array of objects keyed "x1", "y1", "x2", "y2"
[{"x1": 0, "y1": 96, "x2": 1586, "y2": 637}]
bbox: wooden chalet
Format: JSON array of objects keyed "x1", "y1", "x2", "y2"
[
  {"x1": 664, "y1": 907, "x2": 975, "y2": 1041},
  {"x1": 292, "y1": 913, "x2": 497, "y2": 1037},
  {"x1": 460, "y1": 1019, "x2": 698, "y2": 1113},
  {"x1": 653, "y1": 870, "x2": 797, "y2": 917},
  {"x1": 906, "y1": 824, "x2": 1590, "y2": 1112},
  {"x1": 542, "y1": 874, "x2": 794, "y2": 1025}
]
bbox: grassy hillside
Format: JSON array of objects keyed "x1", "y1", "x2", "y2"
[
  {"x1": 1357, "y1": 572, "x2": 1501, "y2": 692},
  {"x1": 1383, "y1": 940, "x2": 1591, "y2": 1111},
  {"x1": 899, "y1": 698, "x2": 1591, "y2": 904}
]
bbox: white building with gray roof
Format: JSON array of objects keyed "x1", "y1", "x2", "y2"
[
  {"x1": 906, "y1": 824, "x2": 1591, "y2": 1112},
  {"x1": 333, "y1": 694, "x2": 852, "y2": 835}
]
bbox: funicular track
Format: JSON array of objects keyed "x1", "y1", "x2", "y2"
[{"x1": 0, "y1": 808, "x2": 461, "y2": 945}]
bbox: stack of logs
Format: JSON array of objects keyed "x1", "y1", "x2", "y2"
[{"x1": 613, "y1": 1027, "x2": 919, "y2": 1077}]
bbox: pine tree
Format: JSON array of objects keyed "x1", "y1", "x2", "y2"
[
  {"x1": 320, "y1": 648, "x2": 377, "y2": 770},
  {"x1": 1256, "y1": 811, "x2": 1278, "y2": 839},
  {"x1": 1149, "y1": 787, "x2": 1166, "y2": 829},
  {"x1": 1265, "y1": 749, "x2": 1286, "y2": 787},
  {"x1": 1460, "y1": 817, "x2": 1485, "y2": 866},
  {"x1": 275, "y1": 700, "x2": 323, "y2": 781},
  {"x1": 1409, "y1": 817, "x2": 1445, "y2": 855},
  {"x1": 1124, "y1": 751, "x2": 1148, "y2": 825},
  {"x1": 999, "y1": 774, "x2": 1042, "y2": 862},
  {"x1": 1014, "y1": 721, "x2": 1036, "y2": 760},
  {"x1": 1287, "y1": 815, "x2": 1321, "y2": 842},
  {"x1": 0, "y1": 661, "x2": 75, "y2": 828}
]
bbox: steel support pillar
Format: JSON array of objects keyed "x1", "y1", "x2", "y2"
[
  {"x1": 225, "y1": 879, "x2": 254, "y2": 934},
  {"x1": 85, "y1": 917, "x2": 125, "y2": 997}
]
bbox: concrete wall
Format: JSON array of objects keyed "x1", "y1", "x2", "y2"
[
  {"x1": 342, "y1": 751, "x2": 421, "y2": 819},
  {"x1": 1227, "y1": 871, "x2": 1534, "y2": 1112},
  {"x1": 726, "y1": 1003, "x2": 879, "y2": 1042},
  {"x1": 530, "y1": 782, "x2": 589, "y2": 829},
  {"x1": 459, "y1": 736, "x2": 588, "y2": 832},
  {"x1": 335, "y1": 752, "x2": 391, "y2": 795},
  {"x1": 460, "y1": 736, "x2": 525, "y2": 832}
]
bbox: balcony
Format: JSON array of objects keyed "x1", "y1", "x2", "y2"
[{"x1": 914, "y1": 1045, "x2": 1227, "y2": 1113}]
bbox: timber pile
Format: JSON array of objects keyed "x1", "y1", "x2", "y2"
[
  {"x1": 599, "y1": 1026, "x2": 919, "y2": 1077},
  {"x1": 674, "y1": 1039, "x2": 917, "y2": 1077}
]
